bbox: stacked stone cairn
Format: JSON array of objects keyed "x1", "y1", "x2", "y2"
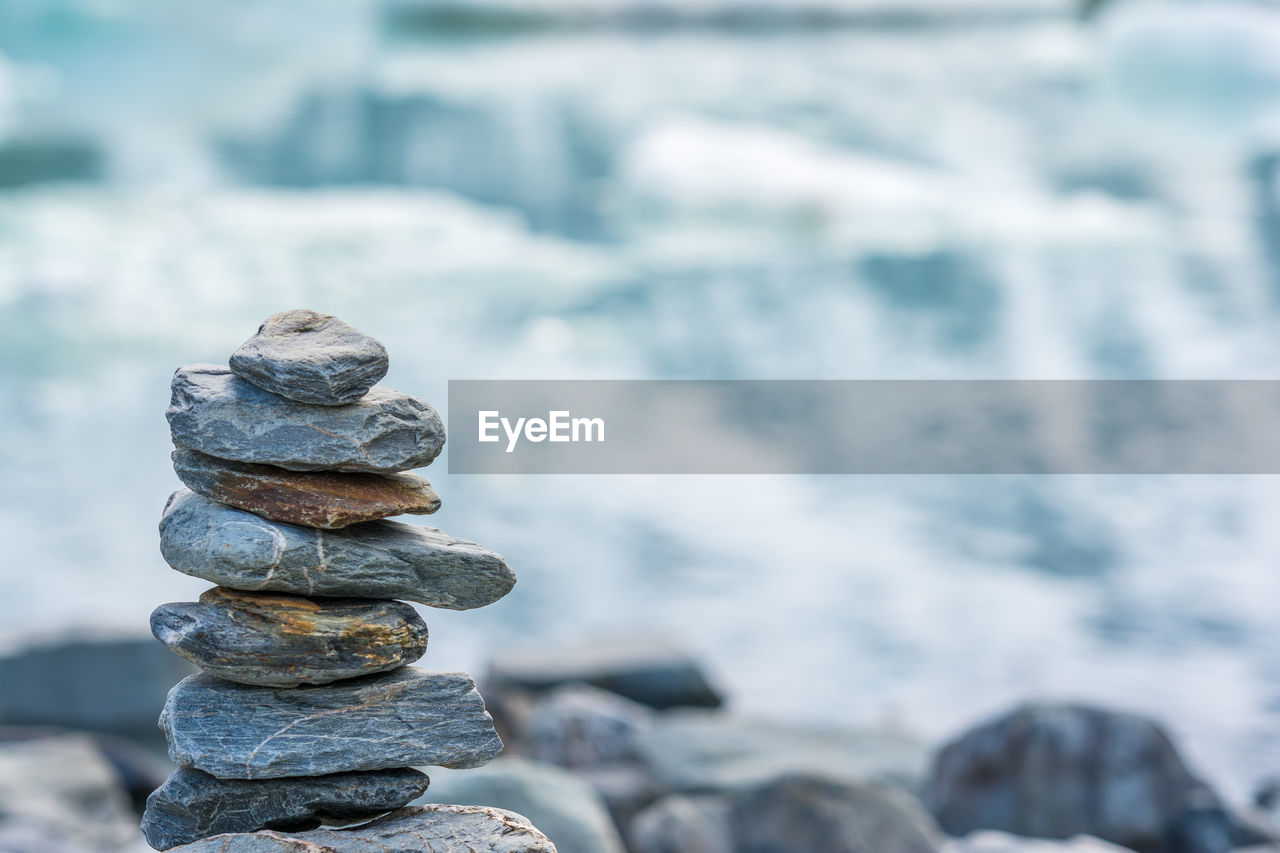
[{"x1": 141, "y1": 310, "x2": 551, "y2": 851}]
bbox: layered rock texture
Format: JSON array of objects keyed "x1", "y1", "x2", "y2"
[
  {"x1": 165, "y1": 805, "x2": 557, "y2": 852},
  {"x1": 150, "y1": 588, "x2": 429, "y2": 687},
  {"x1": 229, "y1": 309, "x2": 389, "y2": 406},
  {"x1": 171, "y1": 448, "x2": 441, "y2": 529},
  {"x1": 144, "y1": 311, "x2": 530, "y2": 850},
  {"x1": 159, "y1": 491, "x2": 514, "y2": 608}
]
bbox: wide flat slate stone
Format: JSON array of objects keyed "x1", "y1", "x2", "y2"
[
  {"x1": 159, "y1": 490, "x2": 515, "y2": 610},
  {"x1": 160, "y1": 668, "x2": 503, "y2": 779},
  {"x1": 150, "y1": 587, "x2": 429, "y2": 687},
  {"x1": 229, "y1": 310, "x2": 389, "y2": 406},
  {"x1": 172, "y1": 448, "x2": 440, "y2": 529},
  {"x1": 166, "y1": 805, "x2": 556, "y2": 852},
  {"x1": 142, "y1": 767, "x2": 429, "y2": 850},
  {"x1": 166, "y1": 365, "x2": 444, "y2": 473}
]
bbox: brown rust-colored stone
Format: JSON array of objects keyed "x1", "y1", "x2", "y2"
[
  {"x1": 172, "y1": 447, "x2": 440, "y2": 529},
  {"x1": 151, "y1": 587, "x2": 429, "y2": 687}
]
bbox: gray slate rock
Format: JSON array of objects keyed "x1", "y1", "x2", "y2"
[
  {"x1": 141, "y1": 767, "x2": 430, "y2": 849},
  {"x1": 160, "y1": 668, "x2": 503, "y2": 779},
  {"x1": 159, "y1": 490, "x2": 515, "y2": 610},
  {"x1": 925, "y1": 703, "x2": 1227, "y2": 853},
  {"x1": 165, "y1": 805, "x2": 557, "y2": 852},
  {"x1": 166, "y1": 365, "x2": 443, "y2": 473},
  {"x1": 729, "y1": 775, "x2": 941, "y2": 853},
  {"x1": 150, "y1": 587, "x2": 428, "y2": 687},
  {"x1": 229, "y1": 310, "x2": 389, "y2": 406},
  {"x1": 488, "y1": 636, "x2": 722, "y2": 711},
  {"x1": 171, "y1": 448, "x2": 440, "y2": 529},
  {"x1": 420, "y1": 758, "x2": 624, "y2": 853}
]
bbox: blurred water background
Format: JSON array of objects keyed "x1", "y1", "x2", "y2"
[{"x1": 1, "y1": 0, "x2": 1280, "y2": 801}]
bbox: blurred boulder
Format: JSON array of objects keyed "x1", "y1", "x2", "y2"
[
  {"x1": 488, "y1": 635, "x2": 723, "y2": 711},
  {"x1": 629, "y1": 794, "x2": 733, "y2": 853},
  {"x1": 940, "y1": 830, "x2": 1134, "y2": 852},
  {"x1": 0, "y1": 734, "x2": 145, "y2": 852},
  {"x1": 573, "y1": 763, "x2": 670, "y2": 838},
  {"x1": 925, "y1": 703, "x2": 1230, "y2": 853},
  {"x1": 0, "y1": 726, "x2": 171, "y2": 815},
  {"x1": 633, "y1": 709, "x2": 928, "y2": 794},
  {"x1": 420, "y1": 757, "x2": 626, "y2": 853},
  {"x1": 0, "y1": 631, "x2": 195, "y2": 740},
  {"x1": 525, "y1": 683, "x2": 653, "y2": 768},
  {"x1": 728, "y1": 774, "x2": 941, "y2": 853}
]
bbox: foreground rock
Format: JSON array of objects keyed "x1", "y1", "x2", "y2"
[
  {"x1": 488, "y1": 636, "x2": 722, "y2": 710},
  {"x1": 229, "y1": 309, "x2": 389, "y2": 406},
  {"x1": 142, "y1": 767, "x2": 430, "y2": 849},
  {"x1": 161, "y1": 668, "x2": 502, "y2": 778},
  {"x1": 150, "y1": 587, "x2": 429, "y2": 687},
  {"x1": 172, "y1": 448, "x2": 440, "y2": 529},
  {"x1": 166, "y1": 365, "x2": 444, "y2": 473},
  {"x1": 422, "y1": 758, "x2": 625, "y2": 853},
  {"x1": 160, "y1": 490, "x2": 515, "y2": 609},
  {"x1": 0, "y1": 631, "x2": 194, "y2": 738},
  {"x1": 926, "y1": 703, "x2": 1227, "y2": 853},
  {"x1": 167, "y1": 805, "x2": 556, "y2": 852}
]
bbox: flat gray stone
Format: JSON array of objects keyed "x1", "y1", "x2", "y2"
[
  {"x1": 159, "y1": 490, "x2": 515, "y2": 610},
  {"x1": 166, "y1": 805, "x2": 556, "y2": 852},
  {"x1": 172, "y1": 448, "x2": 440, "y2": 529},
  {"x1": 160, "y1": 668, "x2": 503, "y2": 779},
  {"x1": 167, "y1": 365, "x2": 443, "y2": 473},
  {"x1": 150, "y1": 587, "x2": 428, "y2": 687},
  {"x1": 141, "y1": 767, "x2": 430, "y2": 850},
  {"x1": 229, "y1": 310, "x2": 389, "y2": 406}
]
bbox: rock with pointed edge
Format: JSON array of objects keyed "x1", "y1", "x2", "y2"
[
  {"x1": 165, "y1": 805, "x2": 557, "y2": 852},
  {"x1": 172, "y1": 448, "x2": 440, "y2": 529},
  {"x1": 150, "y1": 587, "x2": 429, "y2": 687},
  {"x1": 229, "y1": 309, "x2": 388, "y2": 406},
  {"x1": 159, "y1": 490, "x2": 515, "y2": 609},
  {"x1": 141, "y1": 767, "x2": 430, "y2": 849},
  {"x1": 160, "y1": 668, "x2": 503, "y2": 779},
  {"x1": 166, "y1": 365, "x2": 444, "y2": 473}
]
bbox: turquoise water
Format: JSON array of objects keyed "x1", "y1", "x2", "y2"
[{"x1": 2, "y1": 0, "x2": 1280, "y2": 803}]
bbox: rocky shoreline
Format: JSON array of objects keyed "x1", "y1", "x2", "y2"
[{"x1": 0, "y1": 629, "x2": 1277, "y2": 853}]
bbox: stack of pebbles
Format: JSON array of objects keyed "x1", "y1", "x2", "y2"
[{"x1": 141, "y1": 310, "x2": 517, "y2": 850}]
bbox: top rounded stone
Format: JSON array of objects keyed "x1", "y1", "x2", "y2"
[{"x1": 230, "y1": 309, "x2": 389, "y2": 406}]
